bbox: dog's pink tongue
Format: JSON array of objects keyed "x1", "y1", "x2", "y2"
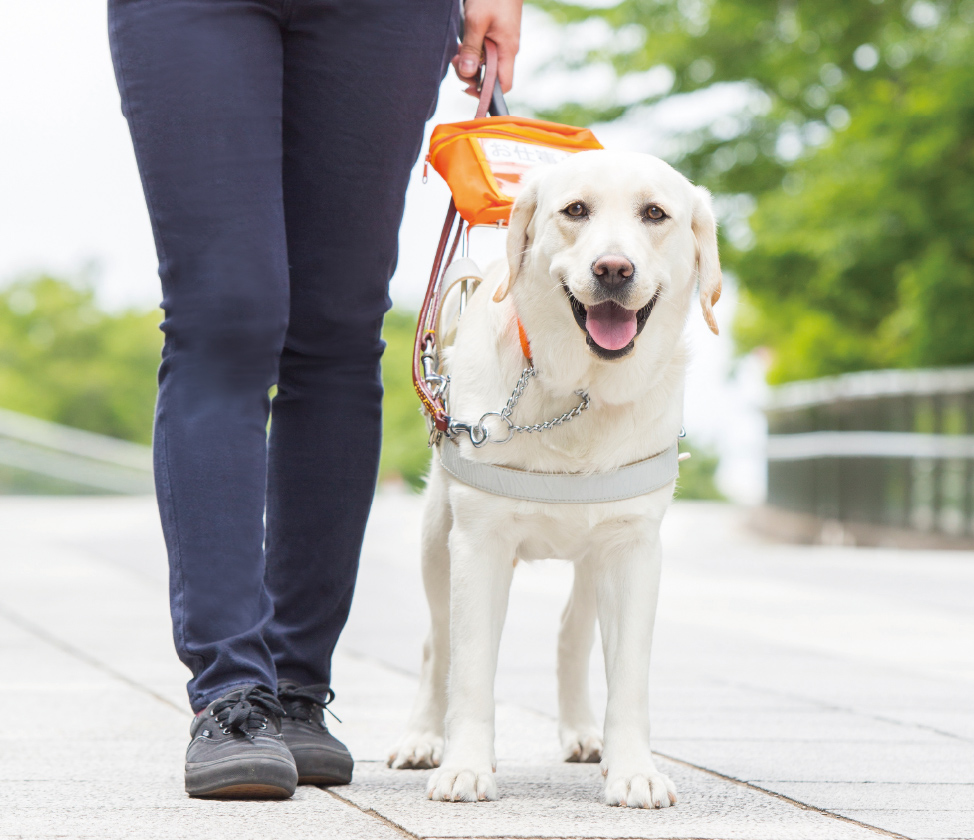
[{"x1": 585, "y1": 302, "x2": 638, "y2": 351}]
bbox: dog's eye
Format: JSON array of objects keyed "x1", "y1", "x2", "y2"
[
  {"x1": 562, "y1": 202, "x2": 588, "y2": 219},
  {"x1": 644, "y1": 204, "x2": 667, "y2": 221}
]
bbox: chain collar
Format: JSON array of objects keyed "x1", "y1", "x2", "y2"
[{"x1": 444, "y1": 366, "x2": 590, "y2": 448}]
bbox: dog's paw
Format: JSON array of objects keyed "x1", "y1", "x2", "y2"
[
  {"x1": 603, "y1": 766, "x2": 677, "y2": 809},
  {"x1": 427, "y1": 765, "x2": 497, "y2": 802},
  {"x1": 387, "y1": 732, "x2": 443, "y2": 769},
  {"x1": 560, "y1": 728, "x2": 603, "y2": 763}
]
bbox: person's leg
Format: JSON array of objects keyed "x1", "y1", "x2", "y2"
[
  {"x1": 108, "y1": 0, "x2": 288, "y2": 712},
  {"x1": 262, "y1": 0, "x2": 459, "y2": 692}
]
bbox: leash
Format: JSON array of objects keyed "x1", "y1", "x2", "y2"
[{"x1": 411, "y1": 42, "x2": 500, "y2": 437}]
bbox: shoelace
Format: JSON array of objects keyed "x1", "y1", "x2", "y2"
[
  {"x1": 210, "y1": 685, "x2": 285, "y2": 740},
  {"x1": 278, "y1": 684, "x2": 341, "y2": 725}
]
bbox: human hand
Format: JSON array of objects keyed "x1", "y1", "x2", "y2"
[{"x1": 453, "y1": 0, "x2": 523, "y2": 95}]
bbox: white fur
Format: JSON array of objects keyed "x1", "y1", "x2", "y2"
[{"x1": 388, "y1": 150, "x2": 720, "y2": 809}]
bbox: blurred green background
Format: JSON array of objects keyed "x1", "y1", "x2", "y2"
[
  {"x1": 4, "y1": 0, "x2": 971, "y2": 497},
  {"x1": 537, "y1": 0, "x2": 974, "y2": 384}
]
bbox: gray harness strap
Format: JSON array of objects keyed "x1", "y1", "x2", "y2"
[{"x1": 438, "y1": 441, "x2": 679, "y2": 504}]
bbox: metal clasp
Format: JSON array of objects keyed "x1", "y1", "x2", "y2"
[
  {"x1": 446, "y1": 411, "x2": 515, "y2": 448},
  {"x1": 422, "y1": 338, "x2": 450, "y2": 400}
]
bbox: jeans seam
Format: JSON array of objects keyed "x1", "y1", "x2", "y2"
[{"x1": 280, "y1": 0, "x2": 295, "y2": 29}]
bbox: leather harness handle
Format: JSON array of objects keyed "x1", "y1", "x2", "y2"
[
  {"x1": 482, "y1": 39, "x2": 509, "y2": 117},
  {"x1": 476, "y1": 39, "x2": 500, "y2": 118},
  {"x1": 412, "y1": 37, "x2": 507, "y2": 433}
]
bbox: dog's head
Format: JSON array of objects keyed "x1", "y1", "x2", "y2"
[{"x1": 494, "y1": 150, "x2": 720, "y2": 381}]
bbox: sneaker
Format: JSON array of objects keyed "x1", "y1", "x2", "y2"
[
  {"x1": 278, "y1": 680, "x2": 353, "y2": 785},
  {"x1": 185, "y1": 684, "x2": 298, "y2": 798}
]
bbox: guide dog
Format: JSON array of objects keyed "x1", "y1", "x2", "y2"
[{"x1": 388, "y1": 150, "x2": 721, "y2": 808}]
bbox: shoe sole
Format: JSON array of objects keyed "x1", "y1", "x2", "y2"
[
  {"x1": 301, "y1": 773, "x2": 352, "y2": 786},
  {"x1": 291, "y1": 750, "x2": 353, "y2": 786},
  {"x1": 191, "y1": 783, "x2": 294, "y2": 799},
  {"x1": 186, "y1": 754, "x2": 298, "y2": 799}
]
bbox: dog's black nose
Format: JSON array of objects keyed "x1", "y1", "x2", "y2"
[{"x1": 592, "y1": 255, "x2": 634, "y2": 289}]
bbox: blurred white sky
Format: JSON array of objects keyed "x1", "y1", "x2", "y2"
[{"x1": 0, "y1": 2, "x2": 766, "y2": 501}]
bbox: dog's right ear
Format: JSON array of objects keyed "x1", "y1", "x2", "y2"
[
  {"x1": 692, "y1": 186, "x2": 722, "y2": 335},
  {"x1": 495, "y1": 179, "x2": 540, "y2": 302}
]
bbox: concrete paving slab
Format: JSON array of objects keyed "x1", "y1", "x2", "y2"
[
  {"x1": 659, "y1": 739, "x2": 974, "y2": 784},
  {"x1": 3, "y1": 495, "x2": 973, "y2": 840},
  {"x1": 766, "y1": 782, "x2": 974, "y2": 811},
  {"x1": 651, "y1": 708, "x2": 949, "y2": 743},
  {"x1": 837, "y1": 809, "x2": 974, "y2": 840},
  {"x1": 0, "y1": 784, "x2": 404, "y2": 840},
  {"x1": 874, "y1": 709, "x2": 974, "y2": 741},
  {"x1": 335, "y1": 760, "x2": 884, "y2": 840}
]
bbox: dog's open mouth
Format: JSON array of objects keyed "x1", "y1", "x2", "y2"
[{"x1": 565, "y1": 285, "x2": 660, "y2": 360}]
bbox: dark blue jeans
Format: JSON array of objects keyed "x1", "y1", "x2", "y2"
[{"x1": 109, "y1": 0, "x2": 457, "y2": 712}]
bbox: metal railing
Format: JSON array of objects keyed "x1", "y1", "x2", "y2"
[
  {"x1": 765, "y1": 368, "x2": 974, "y2": 538},
  {"x1": 0, "y1": 408, "x2": 154, "y2": 495}
]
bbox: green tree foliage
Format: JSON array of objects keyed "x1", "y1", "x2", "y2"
[
  {"x1": 675, "y1": 443, "x2": 724, "y2": 500},
  {"x1": 378, "y1": 309, "x2": 431, "y2": 490},
  {"x1": 0, "y1": 276, "x2": 161, "y2": 443},
  {"x1": 534, "y1": 0, "x2": 974, "y2": 382}
]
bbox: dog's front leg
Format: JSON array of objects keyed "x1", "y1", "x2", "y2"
[
  {"x1": 594, "y1": 526, "x2": 677, "y2": 809},
  {"x1": 427, "y1": 507, "x2": 516, "y2": 803},
  {"x1": 388, "y1": 469, "x2": 452, "y2": 769}
]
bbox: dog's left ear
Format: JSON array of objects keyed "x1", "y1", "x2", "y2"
[
  {"x1": 692, "y1": 186, "x2": 722, "y2": 335},
  {"x1": 495, "y1": 179, "x2": 540, "y2": 302}
]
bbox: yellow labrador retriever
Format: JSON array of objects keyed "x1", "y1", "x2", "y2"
[{"x1": 388, "y1": 149, "x2": 721, "y2": 808}]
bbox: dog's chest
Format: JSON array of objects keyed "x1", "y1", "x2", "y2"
[{"x1": 506, "y1": 498, "x2": 665, "y2": 562}]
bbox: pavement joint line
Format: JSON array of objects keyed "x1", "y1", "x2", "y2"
[
  {"x1": 652, "y1": 751, "x2": 915, "y2": 840},
  {"x1": 654, "y1": 738, "x2": 940, "y2": 744},
  {"x1": 0, "y1": 598, "x2": 185, "y2": 716},
  {"x1": 749, "y1": 780, "x2": 974, "y2": 786},
  {"x1": 320, "y1": 786, "x2": 422, "y2": 840},
  {"x1": 334, "y1": 652, "x2": 921, "y2": 838},
  {"x1": 716, "y1": 674, "x2": 970, "y2": 744}
]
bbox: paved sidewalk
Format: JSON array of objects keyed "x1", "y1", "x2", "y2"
[{"x1": 1, "y1": 494, "x2": 972, "y2": 840}]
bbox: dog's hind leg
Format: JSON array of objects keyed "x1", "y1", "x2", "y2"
[
  {"x1": 557, "y1": 561, "x2": 603, "y2": 763},
  {"x1": 388, "y1": 466, "x2": 452, "y2": 769}
]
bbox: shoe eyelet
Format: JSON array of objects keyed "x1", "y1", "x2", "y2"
[{"x1": 259, "y1": 722, "x2": 267, "y2": 730}]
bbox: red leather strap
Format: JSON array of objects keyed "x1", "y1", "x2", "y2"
[
  {"x1": 412, "y1": 201, "x2": 459, "y2": 431},
  {"x1": 412, "y1": 38, "x2": 501, "y2": 434},
  {"x1": 476, "y1": 39, "x2": 499, "y2": 119}
]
